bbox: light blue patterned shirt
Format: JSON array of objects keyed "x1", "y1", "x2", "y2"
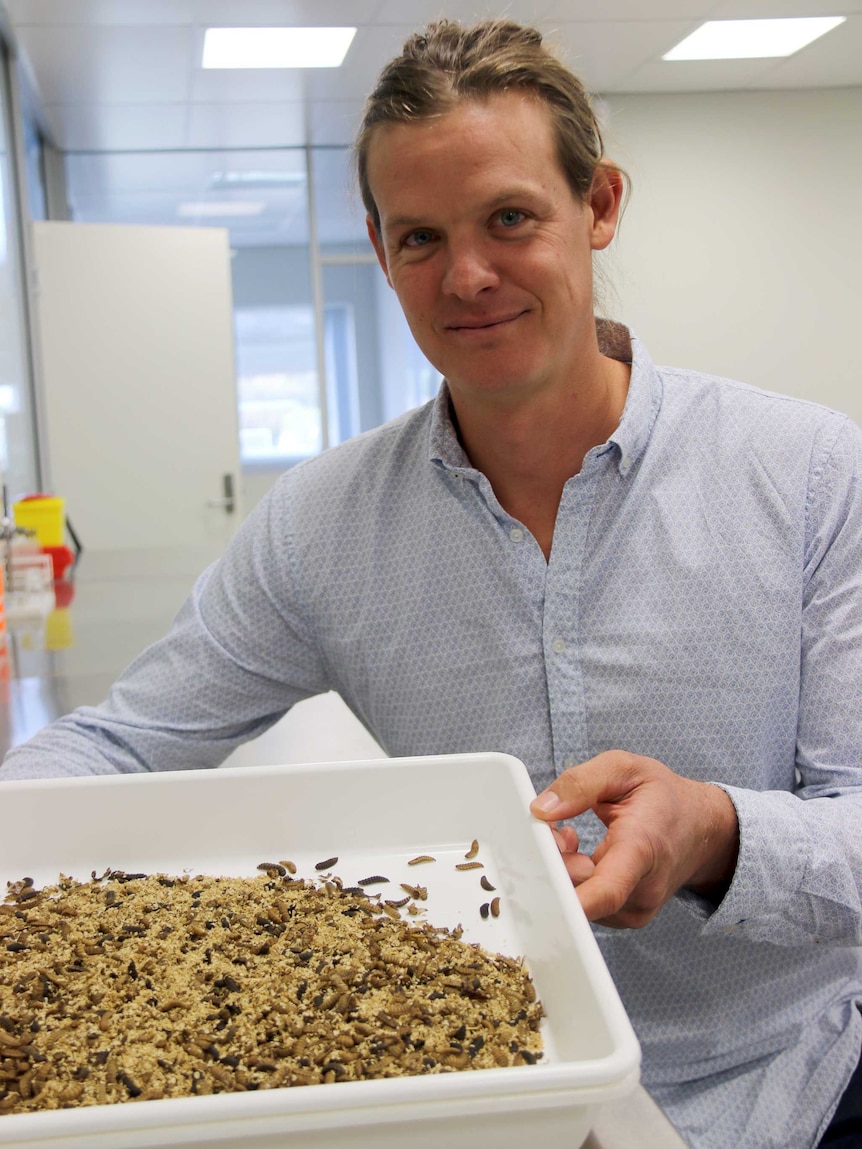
[{"x1": 5, "y1": 325, "x2": 862, "y2": 1149}]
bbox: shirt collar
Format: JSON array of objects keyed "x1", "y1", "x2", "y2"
[
  {"x1": 429, "y1": 384, "x2": 474, "y2": 473},
  {"x1": 606, "y1": 326, "x2": 663, "y2": 477},
  {"x1": 428, "y1": 321, "x2": 663, "y2": 479}
]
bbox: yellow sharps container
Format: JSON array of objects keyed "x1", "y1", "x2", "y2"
[{"x1": 13, "y1": 496, "x2": 66, "y2": 547}]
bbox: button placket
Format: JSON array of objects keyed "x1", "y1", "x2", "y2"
[{"x1": 542, "y1": 468, "x2": 607, "y2": 776}]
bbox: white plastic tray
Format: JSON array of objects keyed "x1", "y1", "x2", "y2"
[{"x1": 0, "y1": 753, "x2": 640, "y2": 1148}]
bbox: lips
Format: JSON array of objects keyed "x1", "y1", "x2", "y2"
[{"x1": 445, "y1": 309, "x2": 527, "y2": 332}]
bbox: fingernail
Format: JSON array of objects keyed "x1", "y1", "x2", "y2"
[{"x1": 532, "y1": 790, "x2": 562, "y2": 814}]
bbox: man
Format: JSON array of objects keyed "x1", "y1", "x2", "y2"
[
  {"x1": 358, "y1": 32, "x2": 738, "y2": 932},
  {"x1": 4, "y1": 19, "x2": 862, "y2": 1149}
]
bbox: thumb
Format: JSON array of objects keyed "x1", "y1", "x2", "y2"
[{"x1": 530, "y1": 752, "x2": 641, "y2": 822}]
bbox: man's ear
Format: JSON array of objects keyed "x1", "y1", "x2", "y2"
[
  {"x1": 367, "y1": 215, "x2": 393, "y2": 288},
  {"x1": 588, "y1": 163, "x2": 625, "y2": 253}
]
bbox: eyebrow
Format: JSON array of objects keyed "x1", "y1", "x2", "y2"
[
  {"x1": 383, "y1": 214, "x2": 429, "y2": 234},
  {"x1": 382, "y1": 186, "x2": 549, "y2": 235},
  {"x1": 487, "y1": 187, "x2": 546, "y2": 210}
]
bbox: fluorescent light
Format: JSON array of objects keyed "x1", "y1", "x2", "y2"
[
  {"x1": 202, "y1": 26, "x2": 356, "y2": 69},
  {"x1": 663, "y1": 17, "x2": 846, "y2": 60},
  {"x1": 177, "y1": 201, "x2": 265, "y2": 218}
]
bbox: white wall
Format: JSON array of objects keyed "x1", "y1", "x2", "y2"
[{"x1": 599, "y1": 87, "x2": 862, "y2": 426}]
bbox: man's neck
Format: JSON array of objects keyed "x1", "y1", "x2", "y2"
[{"x1": 449, "y1": 352, "x2": 631, "y2": 561}]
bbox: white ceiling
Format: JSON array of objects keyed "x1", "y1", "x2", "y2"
[{"x1": 2, "y1": 0, "x2": 860, "y2": 246}]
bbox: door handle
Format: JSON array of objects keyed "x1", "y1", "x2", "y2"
[{"x1": 207, "y1": 473, "x2": 235, "y2": 514}]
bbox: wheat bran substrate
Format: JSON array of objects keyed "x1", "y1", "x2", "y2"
[{"x1": 0, "y1": 869, "x2": 544, "y2": 1114}]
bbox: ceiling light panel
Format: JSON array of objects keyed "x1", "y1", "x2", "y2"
[
  {"x1": 663, "y1": 17, "x2": 846, "y2": 60},
  {"x1": 202, "y1": 26, "x2": 356, "y2": 69}
]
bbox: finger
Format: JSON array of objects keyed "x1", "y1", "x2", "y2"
[
  {"x1": 572, "y1": 835, "x2": 651, "y2": 922},
  {"x1": 530, "y1": 752, "x2": 642, "y2": 822},
  {"x1": 547, "y1": 822, "x2": 594, "y2": 883},
  {"x1": 562, "y1": 851, "x2": 596, "y2": 885},
  {"x1": 550, "y1": 826, "x2": 567, "y2": 852},
  {"x1": 549, "y1": 823, "x2": 595, "y2": 884},
  {"x1": 551, "y1": 823, "x2": 580, "y2": 854}
]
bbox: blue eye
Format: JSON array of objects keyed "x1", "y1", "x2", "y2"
[
  {"x1": 498, "y1": 209, "x2": 525, "y2": 227},
  {"x1": 404, "y1": 229, "x2": 434, "y2": 248}
]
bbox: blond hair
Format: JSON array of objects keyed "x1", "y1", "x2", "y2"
[{"x1": 355, "y1": 18, "x2": 627, "y2": 233}]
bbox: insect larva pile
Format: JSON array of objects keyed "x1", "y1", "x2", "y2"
[{"x1": 0, "y1": 866, "x2": 543, "y2": 1116}]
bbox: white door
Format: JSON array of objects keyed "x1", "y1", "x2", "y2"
[{"x1": 31, "y1": 221, "x2": 241, "y2": 550}]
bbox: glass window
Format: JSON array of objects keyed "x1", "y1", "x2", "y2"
[
  {"x1": 321, "y1": 260, "x2": 383, "y2": 435},
  {"x1": 235, "y1": 305, "x2": 320, "y2": 462},
  {"x1": 323, "y1": 303, "x2": 359, "y2": 447},
  {"x1": 311, "y1": 147, "x2": 442, "y2": 441},
  {"x1": 17, "y1": 64, "x2": 47, "y2": 222},
  {"x1": 21, "y1": 119, "x2": 47, "y2": 223},
  {"x1": 0, "y1": 45, "x2": 39, "y2": 500},
  {"x1": 66, "y1": 148, "x2": 309, "y2": 243},
  {"x1": 311, "y1": 147, "x2": 367, "y2": 250}
]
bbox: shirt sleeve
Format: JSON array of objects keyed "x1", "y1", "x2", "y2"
[
  {"x1": 699, "y1": 415, "x2": 862, "y2": 945},
  {"x1": 0, "y1": 476, "x2": 333, "y2": 780}
]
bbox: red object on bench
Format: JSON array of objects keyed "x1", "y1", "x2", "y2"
[{"x1": 41, "y1": 545, "x2": 75, "y2": 580}]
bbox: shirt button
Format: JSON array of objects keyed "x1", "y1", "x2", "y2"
[
  {"x1": 509, "y1": 526, "x2": 524, "y2": 542},
  {"x1": 563, "y1": 754, "x2": 578, "y2": 770},
  {"x1": 551, "y1": 637, "x2": 566, "y2": 654}
]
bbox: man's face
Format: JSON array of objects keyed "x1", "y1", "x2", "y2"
[{"x1": 365, "y1": 91, "x2": 619, "y2": 408}]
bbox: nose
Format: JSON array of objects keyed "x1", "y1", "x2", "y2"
[{"x1": 440, "y1": 240, "x2": 499, "y2": 300}]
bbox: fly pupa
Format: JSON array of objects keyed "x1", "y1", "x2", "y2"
[
  {"x1": 465, "y1": 840, "x2": 479, "y2": 860},
  {"x1": 480, "y1": 902, "x2": 490, "y2": 919},
  {"x1": 490, "y1": 897, "x2": 501, "y2": 918},
  {"x1": 400, "y1": 883, "x2": 428, "y2": 901},
  {"x1": 480, "y1": 875, "x2": 496, "y2": 892},
  {"x1": 279, "y1": 860, "x2": 297, "y2": 875}
]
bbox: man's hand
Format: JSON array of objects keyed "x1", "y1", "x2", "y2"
[{"x1": 529, "y1": 751, "x2": 739, "y2": 929}]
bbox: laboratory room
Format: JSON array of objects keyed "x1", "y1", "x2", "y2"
[{"x1": 0, "y1": 2, "x2": 860, "y2": 1148}]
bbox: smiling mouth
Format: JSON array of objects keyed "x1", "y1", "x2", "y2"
[{"x1": 446, "y1": 311, "x2": 527, "y2": 333}]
